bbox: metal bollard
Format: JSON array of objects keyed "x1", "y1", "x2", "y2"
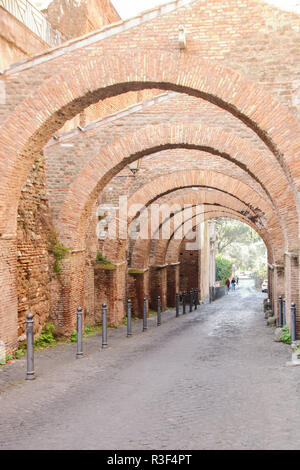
[
  {"x1": 283, "y1": 298, "x2": 286, "y2": 325},
  {"x1": 182, "y1": 292, "x2": 186, "y2": 315},
  {"x1": 157, "y1": 296, "x2": 161, "y2": 326},
  {"x1": 291, "y1": 303, "x2": 297, "y2": 348},
  {"x1": 76, "y1": 306, "x2": 83, "y2": 359},
  {"x1": 189, "y1": 290, "x2": 193, "y2": 312},
  {"x1": 176, "y1": 293, "x2": 179, "y2": 317},
  {"x1": 196, "y1": 289, "x2": 199, "y2": 309},
  {"x1": 278, "y1": 296, "x2": 283, "y2": 328},
  {"x1": 143, "y1": 297, "x2": 148, "y2": 331},
  {"x1": 127, "y1": 299, "x2": 132, "y2": 337},
  {"x1": 102, "y1": 304, "x2": 108, "y2": 349},
  {"x1": 26, "y1": 313, "x2": 35, "y2": 380}
]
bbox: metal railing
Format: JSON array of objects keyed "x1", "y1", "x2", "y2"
[{"x1": 0, "y1": 0, "x2": 65, "y2": 47}]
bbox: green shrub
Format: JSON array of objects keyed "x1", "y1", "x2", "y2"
[
  {"x1": 49, "y1": 237, "x2": 72, "y2": 274},
  {"x1": 35, "y1": 323, "x2": 57, "y2": 348},
  {"x1": 83, "y1": 325, "x2": 101, "y2": 337},
  {"x1": 14, "y1": 348, "x2": 25, "y2": 359},
  {"x1": 70, "y1": 330, "x2": 77, "y2": 343},
  {"x1": 281, "y1": 325, "x2": 292, "y2": 345},
  {"x1": 128, "y1": 269, "x2": 144, "y2": 275},
  {"x1": 96, "y1": 251, "x2": 116, "y2": 270},
  {"x1": 5, "y1": 353, "x2": 13, "y2": 363}
]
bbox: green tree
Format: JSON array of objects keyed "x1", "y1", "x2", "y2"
[
  {"x1": 216, "y1": 255, "x2": 233, "y2": 284},
  {"x1": 215, "y1": 218, "x2": 267, "y2": 274},
  {"x1": 216, "y1": 218, "x2": 260, "y2": 253}
]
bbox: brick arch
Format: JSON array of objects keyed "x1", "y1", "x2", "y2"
[
  {"x1": 59, "y1": 124, "x2": 295, "y2": 254},
  {"x1": 165, "y1": 209, "x2": 272, "y2": 265},
  {"x1": 102, "y1": 169, "x2": 282, "y2": 265},
  {"x1": 0, "y1": 52, "x2": 299, "y2": 239},
  {"x1": 130, "y1": 192, "x2": 274, "y2": 270},
  {"x1": 1, "y1": 52, "x2": 299, "y2": 344}
]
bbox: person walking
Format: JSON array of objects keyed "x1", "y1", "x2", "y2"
[
  {"x1": 231, "y1": 277, "x2": 236, "y2": 291},
  {"x1": 225, "y1": 278, "x2": 230, "y2": 294}
]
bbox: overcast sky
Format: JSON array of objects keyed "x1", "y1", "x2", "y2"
[{"x1": 34, "y1": 0, "x2": 300, "y2": 17}]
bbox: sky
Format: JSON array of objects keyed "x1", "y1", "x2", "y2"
[{"x1": 33, "y1": 0, "x2": 300, "y2": 17}]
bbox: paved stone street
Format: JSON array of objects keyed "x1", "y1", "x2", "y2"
[{"x1": 1, "y1": 279, "x2": 300, "y2": 450}]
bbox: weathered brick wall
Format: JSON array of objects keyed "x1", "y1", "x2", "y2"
[
  {"x1": 16, "y1": 154, "x2": 55, "y2": 337},
  {"x1": 44, "y1": 0, "x2": 120, "y2": 40},
  {"x1": 1, "y1": 0, "x2": 299, "y2": 124},
  {"x1": 94, "y1": 263, "x2": 126, "y2": 325},
  {"x1": 149, "y1": 266, "x2": 167, "y2": 311},
  {"x1": 44, "y1": 0, "x2": 127, "y2": 133},
  {"x1": 127, "y1": 271, "x2": 149, "y2": 318},
  {"x1": 179, "y1": 244, "x2": 198, "y2": 294},
  {"x1": 167, "y1": 264, "x2": 179, "y2": 307}
]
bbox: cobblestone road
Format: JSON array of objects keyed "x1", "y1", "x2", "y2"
[{"x1": 1, "y1": 279, "x2": 300, "y2": 450}]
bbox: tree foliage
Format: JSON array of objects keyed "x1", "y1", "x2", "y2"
[
  {"x1": 215, "y1": 218, "x2": 267, "y2": 274},
  {"x1": 216, "y1": 254, "x2": 233, "y2": 284},
  {"x1": 216, "y1": 218, "x2": 260, "y2": 253}
]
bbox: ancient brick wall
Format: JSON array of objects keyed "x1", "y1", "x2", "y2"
[
  {"x1": 16, "y1": 154, "x2": 55, "y2": 337},
  {"x1": 179, "y1": 245, "x2": 198, "y2": 295},
  {"x1": 44, "y1": 0, "x2": 120, "y2": 39},
  {"x1": 1, "y1": 0, "x2": 299, "y2": 125}
]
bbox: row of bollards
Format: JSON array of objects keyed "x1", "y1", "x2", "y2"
[
  {"x1": 24, "y1": 288, "x2": 200, "y2": 379},
  {"x1": 23, "y1": 293, "x2": 298, "y2": 380}
]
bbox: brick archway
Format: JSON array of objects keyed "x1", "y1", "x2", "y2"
[
  {"x1": 102, "y1": 175, "x2": 278, "y2": 321},
  {"x1": 165, "y1": 209, "x2": 270, "y2": 266},
  {"x1": 102, "y1": 169, "x2": 282, "y2": 265},
  {"x1": 58, "y1": 124, "x2": 294, "y2": 253},
  {"x1": 130, "y1": 195, "x2": 274, "y2": 271},
  {"x1": 1, "y1": 52, "x2": 300, "y2": 344},
  {"x1": 130, "y1": 190, "x2": 261, "y2": 269},
  {"x1": 127, "y1": 203, "x2": 271, "y2": 318},
  {"x1": 0, "y1": 53, "x2": 299, "y2": 238},
  {"x1": 164, "y1": 208, "x2": 270, "y2": 311}
]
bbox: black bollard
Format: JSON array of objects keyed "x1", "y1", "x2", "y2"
[
  {"x1": 102, "y1": 303, "x2": 108, "y2": 349},
  {"x1": 26, "y1": 313, "x2": 35, "y2": 380},
  {"x1": 127, "y1": 299, "x2": 132, "y2": 337},
  {"x1": 157, "y1": 296, "x2": 161, "y2": 326},
  {"x1": 189, "y1": 290, "x2": 193, "y2": 312},
  {"x1": 182, "y1": 292, "x2": 186, "y2": 315},
  {"x1": 176, "y1": 293, "x2": 179, "y2": 317},
  {"x1": 291, "y1": 303, "x2": 297, "y2": 348},
  {"x1": 76, "y1": 306, "x2": 83, "y2": 359},
  {"x1": 143, "y1": 297, "x2": 148, "y2": 331},
  {"x1": 278, "y1": 296, "x2": 283, "y2": 328}
]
